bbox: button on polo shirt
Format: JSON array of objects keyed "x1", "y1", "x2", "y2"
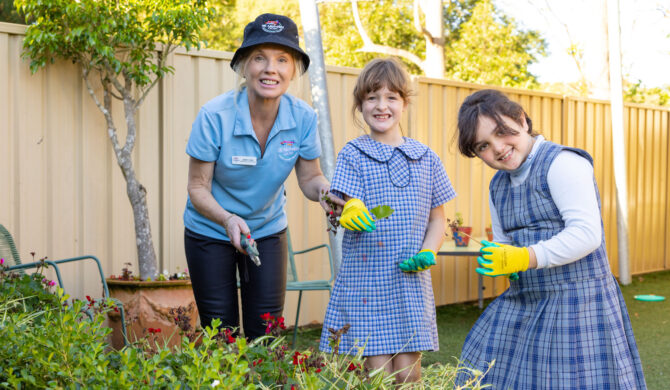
[{"x1": 184, "y1": 89, "x2": 321, "y2": 240}]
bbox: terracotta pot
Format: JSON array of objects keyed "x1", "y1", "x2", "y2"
[
  {"x1": 106, "y1": 279, "x2": 199, "y2": 350},
  {"x1": 451, "y1": 226, "x2": 472, "y2": 247},
  {"x1": 485, "y1": 227, "x2": 493, "y2": 242}
]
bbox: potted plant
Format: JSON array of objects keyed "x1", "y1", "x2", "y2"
[
  {"x1": 17, "y1": 0, "x2": 214, "y2": 281},
  {"x1": 106, "y1": 264, "x2": 198, "y2": 349},
  {"x1": 485, "y1": 224, "x2": 494, "y2": 242},
  {"x1": 448, "y1": 212, "x2": 473, "y2": 247}
]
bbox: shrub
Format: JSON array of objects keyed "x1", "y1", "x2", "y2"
[{"x1": 0, "y1": 263, "x2": 484, "y2": 389}]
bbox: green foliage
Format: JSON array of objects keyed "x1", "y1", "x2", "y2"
[
  {"x1": 445, "y1": 0, "x2": 546, "y2": 88},
  {"x1": 16, "y1": 0, "x2": 215, "y2": 85},
  {"x1": 0, "y1": 265, "x2": 483, "y2": 389},
  {"x1": 0, "y1": 0, "x2": 25, "y2": 23},
  {"x1": 624, "y1": 80, "x2": 670, "y2": 106},
  {"x1": 370, "y1": 205, "x2": 394, "y2": 220},
  {"x1": 202, "y1": 0, "x2": 545, "y2": 88}
]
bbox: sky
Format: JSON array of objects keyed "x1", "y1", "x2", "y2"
[{"x1": 494, "y1": 0, "x2": 670, "y2": 88}]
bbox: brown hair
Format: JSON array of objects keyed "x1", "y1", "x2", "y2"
[
  {"x1": 457, "y1": 89, "x2": 538, "y2": 157},
  {"x1": 352, "y1": 58, "x2": 412, "y2": 127}
]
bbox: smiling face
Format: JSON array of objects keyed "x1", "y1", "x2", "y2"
[
  {"x1": 360, "y1": 86, "x2": 407, "y2": 145},
  {"x1": 473, "y1": 114, "x2": 534, "y2": 171},
  {"x1": 243, "y1": 44, "x2": 296, "y2": 103}
]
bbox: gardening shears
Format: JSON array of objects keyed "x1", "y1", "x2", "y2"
[{"x1": 240, "y1": 233, "x2": 261, "y2": 267}]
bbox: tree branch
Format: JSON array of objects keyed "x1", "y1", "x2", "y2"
[
  {"x1": 413, "y1": 0, "x2": 443, "y2": 45},
  {"x1": 83, "y1": 68, "x2": 122, "y2": 157},
  {"x1": 351, "y1": 0, "x2": 424, "y2": 69}
]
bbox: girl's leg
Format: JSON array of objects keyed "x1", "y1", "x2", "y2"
[
  {"x1": 392, "y1": 352, "x2": 422, "y2": 384},
  {"x1": 365, "y1": 354, "x2": 394, "y2": 376}
]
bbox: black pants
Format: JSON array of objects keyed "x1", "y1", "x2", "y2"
[{"x1": 184, "y1": 227, "x2": 287, "y2": 339}]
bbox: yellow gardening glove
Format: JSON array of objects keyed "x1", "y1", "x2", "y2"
[
  {"x1": 339, "y1": 198, "x2": 376, "y2": 232},
  {"x1": 399, "y1": 249, "x2": 436, "y2": 272},
  {"x1": 477, "y1": 240, "x2": 529, "y2": 277}
]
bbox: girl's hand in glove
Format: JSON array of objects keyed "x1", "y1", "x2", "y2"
[
  {"x1": 477, "y1": 240, "x2": 529, "y2": 277},
  {"x1": 340, "y1": 198, "x2": 376, "y2": 232},
  {"x1": 399, "y1": 249, "x2": 436, "y2": 272}
]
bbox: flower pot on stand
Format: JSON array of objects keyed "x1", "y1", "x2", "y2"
[
  {"x1": 106, "y1": 279, "x2": 199, "y2": 349},
  {"x1": 452, "y1": 226, "x2": 473, "y2": 247},
  {"x1": 485, "y1": 227, "x2": 493, "y2": 242}
]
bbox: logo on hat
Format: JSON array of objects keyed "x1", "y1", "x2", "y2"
[{"x1": 262, "y1": 20, "x2": 284, "y2": 33}]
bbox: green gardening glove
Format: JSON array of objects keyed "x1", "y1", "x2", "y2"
[
  {"x1": 477, "y1": 240, "x2": 528, "y2": 278},
  {"x1": 340, "y1": 198, "x2": 376, "y2": 232},
  {"x1": 399, "y1": 249, "x2": 436, "y2": 272}
]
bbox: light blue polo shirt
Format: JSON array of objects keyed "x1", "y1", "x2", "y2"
[{"x1": 183, "y1": 88, "x2": 321, "y2": 240}]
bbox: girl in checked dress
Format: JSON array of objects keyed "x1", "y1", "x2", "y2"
[
  {"x1": 319, "y1": 58, "x2": 456, "y2": 384},
  {"x1": 455, "y1": 89, "x2": 646, "y2": 389}
]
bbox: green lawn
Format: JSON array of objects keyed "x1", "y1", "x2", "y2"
[{"x1": 294, "y1": 269, "x2": 670, "y2": 389}]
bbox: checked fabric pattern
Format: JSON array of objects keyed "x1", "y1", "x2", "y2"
[
  {"x1": 319, "y1": 135, "x2": 455, "y2": 356},
  {"x1": 456, "y1": 141, "x2": 646, "y2": 389}
]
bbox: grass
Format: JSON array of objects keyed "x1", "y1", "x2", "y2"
[{"x1": 294, "y1": 269, "x2": 670, "y2": 390}]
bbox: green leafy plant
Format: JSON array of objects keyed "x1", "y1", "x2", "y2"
[
  {"x1": 15, "y1": 0, "x2": 215, "y2": 280},
  {"x1": 370, "y1": 205, "x2": 394, "y2": 220},
  {"x1": 1, "y1": 261, "x2": 486, "y2": 388}
]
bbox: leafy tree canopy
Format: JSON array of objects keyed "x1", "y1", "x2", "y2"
[
  {"x1": 0, "y1": 0, "x2": 26, "y2": 24},
  {"x1": 204, "y1": 0, "x2": 546, "y2": 87}
]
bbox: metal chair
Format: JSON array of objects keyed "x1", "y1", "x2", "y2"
[
  {"x1": 0, "y1": 224, "x2": 22, "y2": 272},
  {"x1": 0, "y1": 223, "x2": 128, "y2": 345},
  {"x1": 285, "y1": 228, "x2": 334, "y2": 347}
]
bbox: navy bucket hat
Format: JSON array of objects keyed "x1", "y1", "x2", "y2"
[{"x1": 230, "y1": 13, "x2": 310, "y2": 73}]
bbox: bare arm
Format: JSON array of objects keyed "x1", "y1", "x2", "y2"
[
  {"x1": 422, "y1": 205, "x2": 446, "y2": 253},
  {"x1": 187, "y1": 157, "x2": 249, "y2": 252},
  {"x1": 294, "y1": 157, "x2": 345, "y2": 214}
]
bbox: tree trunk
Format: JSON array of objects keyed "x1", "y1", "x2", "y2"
[
  {"x1": 120, "y1": 96, "x2": 158, "y2": 281},
  {"x1": 102, "y1": 92, "x2": 159, "y2": 280},
  {"x1": 421, "y1": 0, "x2": 444, "y2": 78},
  {"x1": 124, "y1": 168, "x2": 159, "y2": 280}
]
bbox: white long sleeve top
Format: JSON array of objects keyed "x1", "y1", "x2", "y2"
[{"x1": 489, "y1": 136, "x2": 602, "y2": 269}]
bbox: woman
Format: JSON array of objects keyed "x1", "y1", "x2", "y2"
[{"x1": 184, "y1": 13, "x2": 344, "y2": 339}]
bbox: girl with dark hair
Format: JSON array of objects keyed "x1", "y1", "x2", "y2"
[{"x1": 455, "y1": 89, "x2": 646, "y2": 389}]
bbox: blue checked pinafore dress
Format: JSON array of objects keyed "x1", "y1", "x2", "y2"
[
  {"x1": 319, "y1": 135, "x2": 455, "y2": 356},
  {"x1": 457, "y1": 141, "x2": 646, "y2": 389}
]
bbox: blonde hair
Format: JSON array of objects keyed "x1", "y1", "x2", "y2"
[
  {"x1": 232, "y1": 44, "x2": 306, "y2": 92},
  {"x1": 352, "y1": 57, "x2": 413, "y2": 129}
]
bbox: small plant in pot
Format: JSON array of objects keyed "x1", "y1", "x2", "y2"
[
  {"x1": 448, "y1": 212, "x2": 473, "y2": 247},
  {"x1": 485, "y1": 224, "x2": 494, "y2": 242}
]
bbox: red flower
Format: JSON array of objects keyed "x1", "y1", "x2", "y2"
[
  {"x1": 277, "y1": 316, "x2": 286, "y2": 329},
  {"x1": 292, "y1": 351, "x2": 305, "y2": 365},
  {"x1": 223, "y1": 329, "x2": 235, "y2": 344},
  {"x1": 260, "y1": 312, "x2": 272, "y2": 321},
  {"x1": 315, "y1": 368, "x2": 321, "y2": 373},
  {"x1": 347, "y1": 362, "x2": 357, "y2": 371}
]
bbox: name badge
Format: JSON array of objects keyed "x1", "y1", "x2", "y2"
[{"x1": 232, "y1": 156, "x2": 257, "y2": 166}]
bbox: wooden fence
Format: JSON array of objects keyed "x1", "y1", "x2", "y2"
[{"x1": 1, "y1": 22, "x2": 668, "y2": 326}]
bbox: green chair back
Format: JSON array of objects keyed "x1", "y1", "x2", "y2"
[{"x1": 0, "y1": 224, "x2": 21, "y2": 268}]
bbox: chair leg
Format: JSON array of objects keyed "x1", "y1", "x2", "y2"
[{"x1": 292, "y1": 290, "x2": 303, "y2": 348}]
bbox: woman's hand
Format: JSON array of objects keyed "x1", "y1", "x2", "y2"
[
  {"x1": 223, "y1": 214, "x2": 253, "y2": 254},
  {"x1": 319, "y1": 187, "x2": 345, "y2": 217}
]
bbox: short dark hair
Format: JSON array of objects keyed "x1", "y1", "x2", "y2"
[{"x1": 457, "y1": 89, "x2": 537, "y2": 157}]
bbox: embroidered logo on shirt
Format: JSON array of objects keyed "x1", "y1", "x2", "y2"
[
  {"x1": 262, "y1": 20, "x2": 284, "y2": 33},
  {"x1": 278, "y1": 140, "x2": 299, "y2": 161}
]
